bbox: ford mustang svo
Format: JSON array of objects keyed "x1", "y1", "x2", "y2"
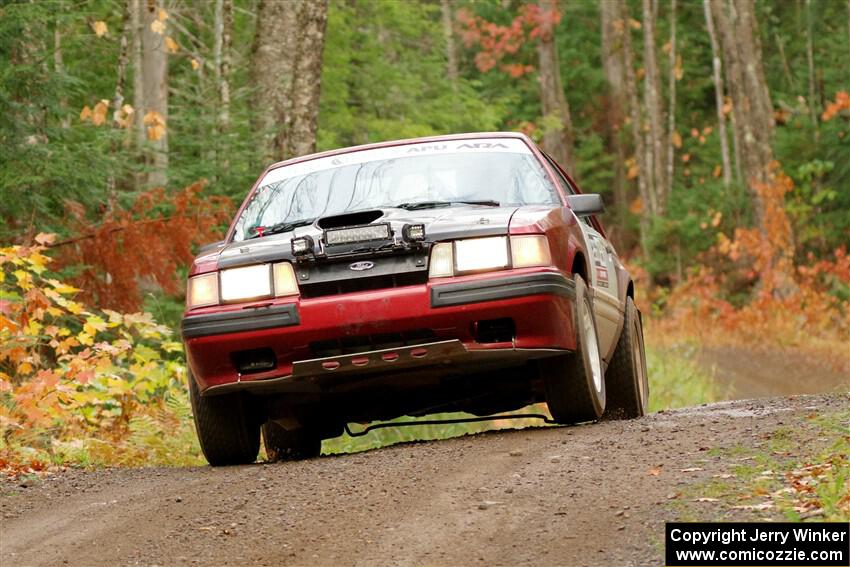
[{"x1": 181, "y1": 132, "x2": 648, "y2": 466}]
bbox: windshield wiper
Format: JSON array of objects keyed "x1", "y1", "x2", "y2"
[
  {"x1": 394, "y1": 200, "x2": 500, "y2": 210},
  {"x1": 247, "y1": 217, "x2": 316, "y2": 239}
]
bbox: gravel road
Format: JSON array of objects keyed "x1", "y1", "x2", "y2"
[{"x1": 1, "y1": 393, "x2": 846, "y2": 567}]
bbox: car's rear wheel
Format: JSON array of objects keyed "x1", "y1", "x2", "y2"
[
  {"x1": 602, "y1": 296, "x2": 649, "y2": 420},
  {"x1": 188, "y1": 371, "x2": 261, "y2": 466},
  {"x1": 262, "y1": 421, "x2": 321, "y2": 462},
  {"x1": 541, "y1": 274, "x2": 606, "y2": 424}
]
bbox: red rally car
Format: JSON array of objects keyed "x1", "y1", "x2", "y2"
[{"x1": 182, "y1": 132, "x2": 649, "y2": 466}]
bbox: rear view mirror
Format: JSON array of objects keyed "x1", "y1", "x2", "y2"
[{"x1": 567, "y1": 194, "x2": 604, "y2": 217}]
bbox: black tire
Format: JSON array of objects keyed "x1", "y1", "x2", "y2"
[
  {"x1": 188, "y1": 371, "x2": 261, "y2": 466},
  {"x1": 262, "y1": 421, "x2": 321, "y2": 462},
  {"x1": 542, "y1": 274, "x2": 606, "y2": 424},
  {"x1": 602, "y1": 297, "x2": 649, "y2": 420}
]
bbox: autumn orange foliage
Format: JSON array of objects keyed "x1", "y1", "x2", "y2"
[
  {"x1": 55, "y1": 181, "x2": 232, "y2": 312},
  {"x1": 653, "y1": 166, "x2": 849, "y2": 374},
  {"x1": 457, "y1": 4, "x2": 560, "y2": 76},
  {"x1": 1, "y1": 239, "x2": 200, "y2": 471},
  {"x1": 821, "y1": 91, "x2": 850, "y2": 122}
]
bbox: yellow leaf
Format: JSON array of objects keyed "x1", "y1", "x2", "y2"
[
  {"x1": 157, "y1": 8, "x2": 169, "y2": 21},
  {"x1": 85, "y1": 315, "x2": 108, "y2": 333},
  {"x1": 49, "y1": 279, "x2": 80, "y2": 295},
  {"x1": 91, "y1": 20, "x2": 108, "y2": 37},
  {"x1": 150, "y1": 19, "x2": 166, "y2": 35},
  {"x1": 713, "y1": 164, "x2": 722, "y2": 178},
  {"x1": 191, "y1": 58, "x2": 200, "y2": 71},
  {"x1": 80, "y1": 105, "x2": 93, "y2": 122},
  {"x1": 66, "y1": 301, "x2": 84, "y2": 315},
  {"x1": 629, "y1": 18, "x2": 641, "y2": 30},
  {"x1": 671, "y1": 131, "x2": 682, "y2": 148},
  {"x1": 147, "y1": 123, "x2": 165, "y2": 141},
  {"x1": 143, "y1": 111, "x2": 167, "y2": 141},
  {"x1": 17, "y1": 361, "x2": 34, "y2": 375},
  {"x1": 47, "y1": 307, "x2": 63, "y2": 317},
  {"x1": 711, "y1": 211, "x2": 723, "y2": 227},
  {"x1": 92, "y1": 100, "x2": 109, "y2": 126},
  {"x1": 165, "y1": 36, "x2": 178, "y2": 54},
  {"x1": 77, "y1": 332, "x2": 94, "y2": 346}
]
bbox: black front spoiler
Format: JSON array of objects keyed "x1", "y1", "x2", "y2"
[
  {"x1": 181, "y1": 304, "x2": 299, "y2": 339},
  {"x1": 430, "y1": 272, "x2": 575, "y2": 308}
]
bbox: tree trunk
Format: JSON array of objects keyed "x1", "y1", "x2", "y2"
[
  {"x1": 805, "y1": 0, "x2": 818, "y2": 130},
  {"x1": 141, "y1": 0, "x2": 169, "y2": 187},
  {"x1": 642, "y1": 0, "x2": 665, "y2": 213},
  {"x1": 54, "y1": 16, "x2": 70, "y2": 129},
  {"x1": 252, "y1": 0, "x2": 300, "y2": 163},
  {"x1": 601, "y1": 0, "x2": 628, "y2": 225},
  {"x1": 442, "y1": 0, "x2": 459, "y2": 92},
  {"x1": 131, "y1": 0, "x2": 144, "y2": 153},
  {"x1": 107, "y1": 0, "x2": 133, "y2": 209},
  {"x1": 731, "y1": 0, "x2": 774, "y2": 145},
  {"x1": 536, "y1": 0, "x2": 576, "y2": 174},
  {"x1": 620, "y1": 0, "x2": 652, "y2": 258},
  {"x1": 712, "y1": 0, "x2": 794, "y2": 295},
  {"x1": 703, "y1": 0, "x2": 732, "y2": 188},
  {"x1": 286, "y1": 0, "x2": 329, "y2": 159},
  {"x1": 666, "y1": 0, "x2": 677, "y2": 199},
  {"x1": 214, "y1": 0, "x2": 232, "y2": 172}
]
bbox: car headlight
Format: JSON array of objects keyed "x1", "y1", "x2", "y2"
[
  {"x1": 220, "y1": 264, "x2": 273, "y2": 302},
  {"x1": 510, "y1": 235, "x2": 552, "y2": 268},
  {"x1": 187, "y1": 273, "x2": 219, "y2": 308},
  {"x1": 454, "y1": 236, "x2": 510, "y2": 273},
  {"x1": 273, "y1": 262, "x2": 299, "y2": 296},
  {"x1": 429, "y1": 242, "x2": 454, "y2": 278},
  {"x1": 429, "y1": 235, "x2": 553, "y2": 278}
]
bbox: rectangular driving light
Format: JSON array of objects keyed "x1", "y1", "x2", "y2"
[
  {"x1": 324, "y1": 223, "x2": 390, "y2": 246},
  {"x1": 403, "y1": 223, "x2": 426, "y2": 242},
  {"x1": 219, "y1": 264, "x2": 272, "y2": 302},
  {"x1": 291, "y1": 235, "x2": 314, "y2": 256},
  {"x1": 454, "y1": 237, "x2": 509, "y2": 273}
]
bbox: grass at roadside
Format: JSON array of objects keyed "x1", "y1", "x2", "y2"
[{"x1": 677, "y1": 405, "x2": 850, "y2": 522}]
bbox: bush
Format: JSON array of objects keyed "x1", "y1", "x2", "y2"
[{"x1": 0, "y1": 235, "x2": 201, "y2": 469}]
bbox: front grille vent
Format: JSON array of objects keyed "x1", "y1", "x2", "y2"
[{"x1": 299, "y1": 271, "x2": 427, "y2": 299}]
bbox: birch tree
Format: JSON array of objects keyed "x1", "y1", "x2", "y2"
[
  {"x1": 703, "y1": 0, "x2": 732, "y2": 188},
  {"x1": 537, "y1": 0, "x2": 576, "y2": 174},
  {"x1": 601, "y1": 0, "x2": 628, "y2": 221}
]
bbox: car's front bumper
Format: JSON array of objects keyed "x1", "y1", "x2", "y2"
[{"x1": 182, "y1": 268, "x2": 577, "y2": 394}]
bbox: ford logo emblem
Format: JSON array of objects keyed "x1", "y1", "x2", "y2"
[{"x1": 349, "y1": 261, "x2": 374, "y2": 271}]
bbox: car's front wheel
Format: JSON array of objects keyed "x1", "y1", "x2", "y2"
[
  {"x1": 262, "y1": 421, "x2": 321, "y2": 462},
  {"x1": 541, "y1": 274, "x2": 606, "y2": 424},
  {"x1": 602, "y1": 296, "x2": 649, "y2": 420},
  {"x1": 188, "y1": 371, "x2": 261, "y2": 466}
]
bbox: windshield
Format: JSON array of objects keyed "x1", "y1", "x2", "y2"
[{"x1": 231, "y1": 138, "x2": 560, "y2": 242}]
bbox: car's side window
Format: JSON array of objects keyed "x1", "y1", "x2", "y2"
[
  {"x1": 542, "y1": 153, "x2": 603, "y2": 230},
  {"x1": 542, "y1": 154, "x2": 576, "y2": 196}
]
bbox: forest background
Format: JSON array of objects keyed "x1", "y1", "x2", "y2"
[{"x1": 1, "y1": 0, "x2": 848, "y2": 470}]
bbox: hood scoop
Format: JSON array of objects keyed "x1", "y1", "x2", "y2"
[{"x1": 318, "y1": 209, "x2": 384, "y2": 229}]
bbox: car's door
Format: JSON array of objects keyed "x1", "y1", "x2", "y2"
[{"x1": 542, "y1": 155, "x2": 623, "y2": 361}]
